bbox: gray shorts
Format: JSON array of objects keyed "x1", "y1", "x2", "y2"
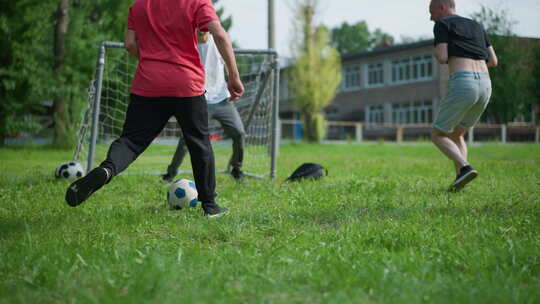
[{"x1": 433, "y1": 72, "x2": 492, "y2": 133}]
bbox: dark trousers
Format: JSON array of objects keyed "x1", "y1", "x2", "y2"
[
  {"x1": 166, "y1": 99, "x2": 246, "y2": 176},
  {"x1": 100, "y1": 94, "x2": 216, "y2": 204}
]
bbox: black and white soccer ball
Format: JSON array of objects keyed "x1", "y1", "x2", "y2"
[
  {"x1": 55, "y1": 161, "x2": 85, "y2": 180},
  {"x1": 167, "y1": 179, "x2": 199, "y2": 210}
]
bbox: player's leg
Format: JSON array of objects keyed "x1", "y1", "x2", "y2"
[
  {"x1": 432, "y1": 72, "x2": 479, "y2": 190},
  {"x1": 448, "y1": 73, "x2": 492, "y2": 190},
  {"x1": 162, "y1": 137, "x2": 188, "y2": 183},
  {"x1": 173, "y1": 95, "x2": 227, "y2": 216},
  {"x1": 211, "y1": 99, "x2": 246, "y2": 182},
  {"x1": 431, "y1": 128, "x2": 468, "y2": 169},
  {"x1": 66, "y1": 94, "x2": 172, "y2": 207},
  {"x1": 448, "y1": 126, "x2": 468, "y2": 175}
]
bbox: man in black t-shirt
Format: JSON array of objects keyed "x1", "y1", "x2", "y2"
[{"x1": 429, "y1": 0, "x2": 498, "y2": 191}]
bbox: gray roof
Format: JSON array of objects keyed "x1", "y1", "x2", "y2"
[
  {"x1": 341, "y1": 39, "x2": 434, "y2": 61},
  {"x1": 279, "y1": 39, "x2": 435, "y2": 71}
]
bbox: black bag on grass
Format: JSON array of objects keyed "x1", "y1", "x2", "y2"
[{"x1": 286, "y1": 163, "x2": 327, "y2": 182}]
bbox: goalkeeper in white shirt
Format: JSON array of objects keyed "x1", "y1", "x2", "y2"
[{"x1": 162, "y1": 30, "x2": 247, "y2": 184}]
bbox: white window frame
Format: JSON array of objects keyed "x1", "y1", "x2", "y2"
[
  {"x1": 391, "y1": 54, "x2": 434, "y2": 85},
  {"x1": 366, "y1": 62, "x2": 384, "y2": 88},
  {"x1": 342, "y1": 64, "x2": 362, "y2": 91},
  {"x1": 391, "y1": 100, "x2": 434, "y2": 124},
  {"x1": 366, "y1": 105, "x2": 384, "y2": 124}
]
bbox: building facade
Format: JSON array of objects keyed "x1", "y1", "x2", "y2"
[{"x1": 280, "y1": 39, "x2": 450, "y2": 125}]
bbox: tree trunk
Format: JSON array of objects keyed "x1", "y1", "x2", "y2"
[
  {"x1": 52, "y1": 0, "x2": 72, "y2": 148},
  {"x1": 302, "y1": 113, "x2": 315, "y2": 142},
  {"x1": 0, "y1": 113, "x2": 6, "y2": 147},
  {"x1": 533, "y1": 103, "x2": 539, "y2": 125},
  {"x1": 304, "y1": 113, "x2": 321, "y2": 142},
  {"x1": 302, "y1": 112, "x2": 326, "y2": 142},
  {"x1": 302, "y1": 5, "x2": 314, "y2": 54}
]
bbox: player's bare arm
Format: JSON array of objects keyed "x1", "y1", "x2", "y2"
[
  {"x1": 487, "y1": 46, "x2": 498, "y2": 67},
  {"x1": 124, "y1": 30, "x2": 139, "y2": 59},
  {"x1": 205, "y1": 21, "x2": 244, "y2": 100},
  {"x1": 434, "y1": 43, "x2": 448, "y2": 64}
]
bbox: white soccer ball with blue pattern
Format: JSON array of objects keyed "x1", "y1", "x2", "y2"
[
  {"x1": 55, "y1": 161, "x2": 85, "y2": 180},
  {"x1": 167, "y1": 179, "x2": 199, "y2": 210}
]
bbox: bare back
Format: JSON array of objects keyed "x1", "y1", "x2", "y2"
[{"x1": 448, "y1": 57, "x2": 489, "y2": 74}]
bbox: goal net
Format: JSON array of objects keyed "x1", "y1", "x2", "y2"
[{"x1": 74, "y1": 42, "x2": 280, "y2": 179}]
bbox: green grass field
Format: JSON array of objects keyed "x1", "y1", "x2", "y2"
[{"x1": 1, "y1": 143, "x2": 539, "y2": 303}]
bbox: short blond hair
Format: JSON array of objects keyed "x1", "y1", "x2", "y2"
[{"x1": 432, "y1": 0, "x2": 455, "y2": 9}]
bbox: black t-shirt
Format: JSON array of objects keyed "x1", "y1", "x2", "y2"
[{"x1": 433, "y1": 14, "x2": 491, "y2": 60}]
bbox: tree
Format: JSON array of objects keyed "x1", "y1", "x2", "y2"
[
  {"x1": 51, "y1": 0, "x2": 71, "y2": 148},
  {"x1": 330, "y1": 21, "x2": 395, "y2": 55},
  {"x1": 398, "y1": 35, "x2": 431, "y2": 44},
  {"x1": 0, "y1": 0, "x2": 56, "y2": 146},
  {"x1": 531, "y1": 44, "x2": 540, "y2": 123},
  {"x1": 48, "y1": 0, "x2": 133, "y2": 148},
  {"x1": 471, "y1": 6, "x2": 536, "y2": 123},
  {"x1": 331, "y1": 21, "x2": 370, "y2": 55},
  {"x1": 212, "y1": 0, "x2": 232, "y2": 32},
  {"x1": 370, "y1": 28, "x2": 394, "y2": 49},
  {"x1": 51, "y1": 0, "x2": 231, "y2": 149},
  {"x1": 0, "y1": 0, "x2": 134, "y2": 147},
  {"x1": 1, "y1": 0, "x2": 233, "y2": 148},
  {"x1": 289, "y1": 0, "x2": 342, "y2": 142}
]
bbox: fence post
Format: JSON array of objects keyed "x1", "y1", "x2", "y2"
[
  {"x1": 501, "y1": 125, "x2": 507, "y2": 144},
  {"x1": 396, "y1": 126, "x2": 404, "y2": 144},
  {"x1": 355, "y1": 123, "x2": 363, "y2": 143},
  {"x1": 468, "y1": 127, "x2": 474, "y2": 145},
  {"x1": 536, "y1": 127, "x2": 540, "y2": 143}
]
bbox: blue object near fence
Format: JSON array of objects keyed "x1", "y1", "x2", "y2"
[{"x1": 293, "y1": 122, "x2": 303, "y2": 140}]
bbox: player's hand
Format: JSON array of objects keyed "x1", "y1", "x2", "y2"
[{"x1": 228, "y1": 76, "x2": 244, "y2": 101}]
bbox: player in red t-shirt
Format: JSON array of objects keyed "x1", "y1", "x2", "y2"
[{"x1": 65, "y1": 0, "x2": 243, "y2": 217}]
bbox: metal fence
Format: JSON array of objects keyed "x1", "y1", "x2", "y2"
[{"x1": 281, "y1": 120, "x2": 540, "y2": 143}]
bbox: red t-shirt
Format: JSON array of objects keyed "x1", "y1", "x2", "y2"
[{"x1": 127, "y1": 0, "x2": 219, "y2": 97}]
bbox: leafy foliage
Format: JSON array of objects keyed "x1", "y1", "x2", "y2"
[
  {"x1": 213, "y1": 0, "x2": 233, "y2": 32},
  {"x1": 0, "y1": 0, "x2": 57, "y2": 146},
  {"x1": 370, "y1": 28, "x2": 395, "y2": 49},
  {"x1": 0, "y1": 0, "x2": 135, "y2": 147},
  {"x1": 330, "y1": 21, "x2": 371, "y2": 55},
  {"x1": 471, "y1": 6, "x2": 537, "y2": 123},
  {"x1": 330, "y1": 21, "x2": 395, "y2": 55},
  {"x1": 531, "y1": 44, "x2": 540, "y2": 123},
  {"x1": 289, "y1": 1, "x2": 342, "y2": 142},
  {"x1": 1, "y1": 0, "x2": 234, "y2": 147}
]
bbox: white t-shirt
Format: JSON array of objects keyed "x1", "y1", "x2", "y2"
[{"x1": 198, "y1": 36, "x2": 231, "y2": 104}]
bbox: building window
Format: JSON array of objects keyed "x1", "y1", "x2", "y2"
[
  {"x1": 367, "y1": 63, "x2": 384, "y2": 86},
  {"x1": 342, "y1": 64, "x2": 361, "y2": 90},
  {"x1": 392, "y1": 100, "x2": 433, "y2": 123},
  {"x1": 391, "y1": 55, "x2": 433, "y2": 84},
  {"x1": 324, "y1": 106, "x2": 339, "y2": 120},
  {"x1": 392, "y1": 103, "x2": 407, "y2": 124},
  {"x1": 366, "y1": 105, "x2": 384, "y2": 123}
]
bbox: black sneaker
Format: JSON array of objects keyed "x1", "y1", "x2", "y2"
[
  {"x1": 231, "y1": 168, "x2": 248, "y2": 184},
  {"x1": 450, "y1": 165, "x2": 478, "y2": 192},
  {"x1": 161, "y1": 173, "x2": 175, "y2": 184},
  {"x1": 202, "y1": 202, "x2": 229, "y2": 218},
  {"x1": 65, "y1": 167, "x2": 109, "y2": 207}
]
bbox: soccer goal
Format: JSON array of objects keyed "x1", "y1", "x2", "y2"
[{"x1": 74, "y1": 42, "x2": 280, "y2": 179}]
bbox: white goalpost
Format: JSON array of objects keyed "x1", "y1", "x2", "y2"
[{"x1": 74, "y1": 42, "x2": 280, "y2": 179}]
